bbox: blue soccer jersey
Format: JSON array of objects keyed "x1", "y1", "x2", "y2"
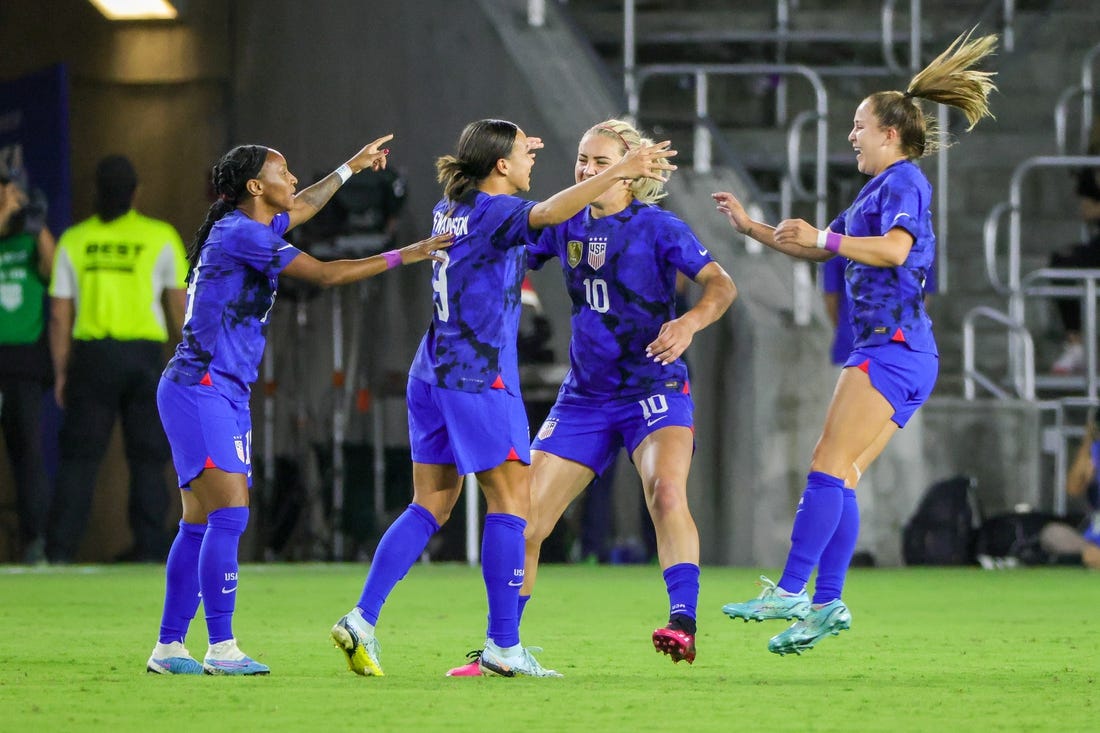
[
  {"x1": 163, "y1": 210, "x2": 301, "y2": 401},
  {"x1": 409, "y1": 191, "x2": 536, "y2": 393},
  {"x1": 528, "y1": 200, "x2": 713, "y2": 398},
  {"x1": 827, "y1": 159, "x2": 937, "y2": 354}
]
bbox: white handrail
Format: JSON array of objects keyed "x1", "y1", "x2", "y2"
[
  {"x1": 881, "y1": 0, "x2": 922, "y2": 74},
  {"x1": 962, "y1": 306, "x2": 1035, "y2": 400},
  {"x1": 1021, "y1": 268, "x2": 1100, "y2": 400},
  {"x1": 621, "y1": 0, "x2": 924, "y2": 111},
  {"x1": 979, "y1": 157, "x2": 1100, "y2": 303},
  {"x1": 1053, "y1": 42, "x2": 1100, "y2": 155},
  {"x1": 982, "y1": 200, "x2": 1013, "y2": 294},
  {"x1": 631, "y1": 62, "x2": 828, "y2": 225}
]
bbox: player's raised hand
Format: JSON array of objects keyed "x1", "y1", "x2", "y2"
[
  {"x1": 347, "y1": 134, "x2": 394, "y2": 173},
  {"x1": 712, "y1": 191, "x2": 753, "y2": 235},
  {"x1": 613, "y1": 140, "x2": 677, "y2": 182},
  {"x1": 525, "y1": 136, "x2": 545, "y2": 153}
]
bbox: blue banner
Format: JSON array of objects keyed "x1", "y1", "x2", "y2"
[{"x1": 0, "y1": 64, "x2": 72, "y2": 234}]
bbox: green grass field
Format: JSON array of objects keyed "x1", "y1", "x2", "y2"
[{"x1": 0, "y1": 563, "x2": 1096, "y2": 732}]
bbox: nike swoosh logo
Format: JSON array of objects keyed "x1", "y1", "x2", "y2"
[
  {"x1": 221, "y1": 586, "x2": 237, "y2": 594},
  {"x1": 697, "y1": 246, "x2": 708, "y2": 256},
  {"x1": 646, "y1": 416, "x2": 668, "y2": 427},
  {"x1": 507, "y1": 580, "x2": 523, "y2": 587}
]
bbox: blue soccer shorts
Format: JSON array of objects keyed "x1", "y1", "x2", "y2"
[
  {"x1": 157, "y1": 376, "x2": 252, "y2": 489},
  {"x1": 845, "y1": 342, "x2": 938, "y2": 427},
  {"x1": 406, "y1": 376, "x2": 531, "y2": 475},
  {"x1": 531, "y1": 386, "x2": 694, "y2": 476}
]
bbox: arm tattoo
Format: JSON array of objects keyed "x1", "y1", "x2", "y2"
[{"x1": 297, "y1": 172, "x2": 342, "y2": 211}]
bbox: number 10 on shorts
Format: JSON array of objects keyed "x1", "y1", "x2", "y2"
[{"x1": 638, "y1": 394, "x2": 669, "y2": 420}]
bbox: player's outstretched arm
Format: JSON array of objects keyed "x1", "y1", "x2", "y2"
[
  {"x1": 286, "y1": 134, "x2": 394, "y2": 231},
  {"x1": 529, "y1": 141, "x2": 677, "y2": 229},
  {"x1": 712, "y1": 191, "x2": 831, "y2": 262},
  {"x1": 282, "y1": 232, "x2": 451, "y2": 288}
]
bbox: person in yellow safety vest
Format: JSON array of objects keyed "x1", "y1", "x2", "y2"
[{"x1": 45, "y1": 155, "x2": 188, "y2": 563}]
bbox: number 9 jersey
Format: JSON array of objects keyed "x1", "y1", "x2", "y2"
[{"x1": 409, "y1": 190, "x2": 537, "y2": 394}]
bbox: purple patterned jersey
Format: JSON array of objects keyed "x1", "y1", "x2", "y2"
[
  {"x1": 528, "y1": 200, "x2": 713, "y2": 398},
  {"x1": 409, "y1": 190, "x2": 537, "y2": 393},
  {"x1": 163, "y1": 210, "x2": 300, "y2": 401},
  {"x1": 828, "y1": 159, "x2": 937, "y2": 354}
]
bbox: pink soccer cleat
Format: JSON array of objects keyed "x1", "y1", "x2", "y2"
[{"x1": 652, "y1": 625, "x2": 696, "y2": 664}]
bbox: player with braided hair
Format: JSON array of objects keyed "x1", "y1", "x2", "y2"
[{"x1": 146, "y1": 135, "x2": 450, "y2": 676}]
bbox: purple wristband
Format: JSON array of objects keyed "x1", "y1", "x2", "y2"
[
  {"x1": 824, "y1": 231, "x2": 842, "y2": 253},
  {"x1": 381, "y1": 250, "x2": 402, "y2": 269}
]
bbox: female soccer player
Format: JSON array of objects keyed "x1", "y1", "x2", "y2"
[
  {"x1": 714, "y1": 29, "x2": 997, "y2": 655},
  {"x1": 330, "y1": 118, "x2": 676, "y2": 678},
  {"x1": 507, "y1": 118, "x2": 734, "y2": 669},
  {"x1": 146, "y1": 135, "x2": 451, "y2": 676}
]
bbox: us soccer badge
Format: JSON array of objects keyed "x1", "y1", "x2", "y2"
[
  {"x1": 537, "y1": 418, "x2": 558, "y2": 440},
  {"x1": 587, "y1": 237, "x2": 607, "y2": 270}
]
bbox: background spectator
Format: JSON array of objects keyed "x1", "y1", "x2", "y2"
[
  {"x1": 45, "y1": 155, "x2": 188, "y2": 563},
  {"x1": 0, "y1": 164, "x2": 56, "y2": 564},
  {"x1": 1049, "y1": 123, "x2": 1100, "y2": 374}
]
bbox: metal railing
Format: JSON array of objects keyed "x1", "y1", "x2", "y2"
[
  {"x1": 629, "y1": 63, "x2": 828, "y2": 222},
  {"x1": 974, "y1": 158, "x2": 1100, "y2": 407},
  {"x1": 1054, "y1": 41, "x2": 1100, "y2": 156},
  {"x1": 622, "y1": 0, "x2": 924, "y2": 107},
  {"x1": 630, "y1": 63, "x2": 827, "y2": 325},
  {"x1": 1023, "y1": 268, "x2": 1100, "y2": 400},
  {"x1": 962, "y1": 305, "x2": 1035, "y2": 400},
  {"x1": 982, "y1": 156, "x2": 1100, "y2": 297}
]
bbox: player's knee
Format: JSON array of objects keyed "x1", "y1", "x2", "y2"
[{"x1": 647, "y1": 477, "x2": 687, "y2": 518}]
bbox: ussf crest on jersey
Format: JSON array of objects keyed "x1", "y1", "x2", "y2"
[
  {"x1": 567, "y1": 240, "x2": 583, "y2": 268},
  {"x1": 587, "y1": 237, "x2": 607, "y2": 270},
  {"x1": 537, "y1": 418, "x2": 558, "y2": 440}
]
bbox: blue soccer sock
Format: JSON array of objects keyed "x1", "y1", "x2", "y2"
[
  {"x1": 777, "y1": 472, "x2": 845, "y2": 594},
  {"x1": 199, "y1": 507, "x2": 249, "y2": 645},
  {"x1": 812, "y1": 488, "x2": 860, "y2": 605},
  {"x1": 664, "y1": 562, "x2": 700, "y2": 630},
  {"x1": 158, "y1": 520, "x2": 206, "y2": 645},
  {"x1": 517, "y1": 594, "x2": 531, "y2": 628},
  {"x1": 481, "y1": 594, "x2": 530, "y2": 642},
  {"x1": 356, "y1": 503, "x2": 440, "y2": 625},
  {"x1": 482, "y1": 513, "x2": 526, "y2": 649}
]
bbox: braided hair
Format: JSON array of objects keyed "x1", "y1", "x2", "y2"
[{"x1": 186, "y1": 145, "x2": 269, "y2": 268}]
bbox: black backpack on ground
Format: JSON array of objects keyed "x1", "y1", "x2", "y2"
[
  {"x1": 975, "y1": 511, "x2": 1075, "y2": 565},
  {"x1": 902, "y1": 475, "x2": 982, "y2": 565}
]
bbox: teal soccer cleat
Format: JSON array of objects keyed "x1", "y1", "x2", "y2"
[
  {"x1": 767, "y1": 599, "x2": 852, "y2": 656},
  {"x1": 478, "y1": 642, "x2": 562, "y2": 678},
  {"x1": 146, "y1": 642, "x2": 203, "y2": 675},
  {"x1": 722, "y1": 576, "x2": 811, "y2": 622},
  {"x1": 203, "y1": 638, "x2": 271, "y2": 675}
]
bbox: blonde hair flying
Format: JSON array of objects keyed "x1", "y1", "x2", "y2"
[{"x1": 866, "y1": 28, "x2": 998, "y2": 159}]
